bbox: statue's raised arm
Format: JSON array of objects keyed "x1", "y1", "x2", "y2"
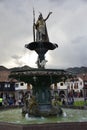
[{"x1": 44, "y1": 12, "x2": 52, "y2": 21}]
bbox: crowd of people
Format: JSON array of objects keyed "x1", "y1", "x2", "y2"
[
  {"x1": 0, "y1": 88, "x2": 85, "y2": 108},
  {"x1": 0, "y1": 93, "x2": 25, "y2": 107}
]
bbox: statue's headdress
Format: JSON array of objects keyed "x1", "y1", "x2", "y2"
[{"x1": 38, "y1": 12, "x2": 43, "y2": 19}]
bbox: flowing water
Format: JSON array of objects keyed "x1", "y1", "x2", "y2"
[{"x1": 0, "y1": 108, "x2": 87, "y2": 124}]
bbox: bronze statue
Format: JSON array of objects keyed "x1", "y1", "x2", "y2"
[
  {"x1": 25, "y1": 10, "x2": 58, "y2": 69},
  {"x1": 34, "y1": 12, "x2": 52, "y2": 42}
]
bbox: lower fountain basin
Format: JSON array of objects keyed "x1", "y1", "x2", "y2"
[
  {"x1": 0, "y1": 108, "x2": 87, "y2": 124},
  {"x1": 0, "y1": 108, "x2": 87, "y2": 130}
]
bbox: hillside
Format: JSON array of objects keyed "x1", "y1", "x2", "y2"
[
  {"x1": 66, "y1": 67, "x2": 87, "y2": 74},
  {"x1": 9, "y1": 65, "x2": 32, "y2": 71},
  {"x1": 0, "y1": 65, "x2": 87, "y2": 75},
  {"x1": 0, "y1": 66, "x2": 8, "y2": 71}
]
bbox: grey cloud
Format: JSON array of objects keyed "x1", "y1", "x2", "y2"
[
  {"x1": 49, "y1": 0, "x2": 66, "y2": 4},
  {"x1": 71, "y1": 36, "x2": 87, "y2": 45},
  {"x1": 82, "y1": 0, "x2": 87, "y2": 2},
  {"x1": 12, "y1": 55, "x2": 22, "y2": 60},
  {"x1": 12, "y1": 55, "x2": 24, "y2": 66}
]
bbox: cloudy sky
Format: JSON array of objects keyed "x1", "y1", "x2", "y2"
[{"x1": 0, "y1": 0, "x2": 87, "y2": 69}]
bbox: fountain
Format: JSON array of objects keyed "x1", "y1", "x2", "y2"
[
  {"x1": 10, "y1": 11, "x2": 71, "y2": 117},
  {"x1": 1, "y1": 10, "x2": 87, "y2": 130}
]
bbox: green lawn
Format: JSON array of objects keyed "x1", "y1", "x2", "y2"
[{"x1": 74, "y1": 101, "x2": 85, "y2": 107}]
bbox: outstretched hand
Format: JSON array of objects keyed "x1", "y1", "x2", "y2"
[{"x1": 49, "y1": 12, "x2": 52, "y2": 15}]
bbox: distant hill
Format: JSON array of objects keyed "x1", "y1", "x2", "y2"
[
  {"x1": 0, "y1": 65, "x2": 87, "y2": 75},
  {"x1": 0, "y1": 65, "x2": 33, "y2": 72},
  {"x1": 9, "y1": 65, "x2": 32, "y2": 71},
  {"x1": 66, "y1": 67, "x2": 87, "y2": 75},
  {"x1": 0, "y1": 66, "x2": 8, "y2": 71}
]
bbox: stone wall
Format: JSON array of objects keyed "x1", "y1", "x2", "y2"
[{"x1": 0, "y1": 122, "x2": 87, "y2": 130}]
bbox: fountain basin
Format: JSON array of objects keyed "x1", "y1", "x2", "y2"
[
  {"x1": 0, "y1": 108, "x2": 87, "y2": 130},
  {"x1": 1, "y1": 108, "x2": 87, "y2": 124}
]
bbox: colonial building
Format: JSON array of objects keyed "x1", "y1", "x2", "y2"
[
  {"x1": 50, "y1": 82, "x2": 68, "y2": 99},
  {"x1": 0, "y1": 66, "x2": 29, "y2": 105},
  {"x1": 14, "y1": 82, "x2": 31, "y2": 100},
  {"x1": 0, "y1": 66, "x2": 16, "y2": 100},
  {"x1": 51, "y1": 76, "x2": 84, "y2": 99},
  {"x1": 65, "y1": 77, "x2": 83, "y2": 97}
]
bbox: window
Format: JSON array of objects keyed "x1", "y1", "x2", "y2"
[
  {"x1": 15, "y1": 83, "x2": 19, "y2": 88},
  {"x1": 20, "y1": 82, "x2": 24, "y2": 86},
  {"x1": 84, "y1": 82, "x2": 87, "y2": 85},
  {"x1": 71, "y1": 84, "x2": 73, "y2": 89},
  {"x1": 80, "y1": 82, "x2": 82, "y2": 85},
  {"x1": 8, "y1": 84, "x2": 10, "y2": 88},
  {"x1": 74, "y1": 83, "x2": 78, "y2": 89},
  {"x1": 4, "y1": 84, "x2": 8, "y2": 88},
  {"x1": 60, "y1": 82, "x2": 63, "y2": 86}
]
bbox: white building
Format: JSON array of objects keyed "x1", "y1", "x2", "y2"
[
  {"x1": 50, "y1": 82, "x2": 68, "y2": 99},
  {"x1": 51, "y1": 77, "x2": 84, "y2": 98},
  {"x1": 65, "y1": 77, "x2": 83, "y2": 93},
  {"x1": 15, "y1": 82, "x2": 27, "y2": 91},
  {"x1": 14, "y1": 82, "x2": 27, "y2": 102}
]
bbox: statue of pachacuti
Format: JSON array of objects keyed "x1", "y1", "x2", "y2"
[
  {"x1": 25, "y1": 10, "x2": 58, "y2": 69},
  {"x1": 34, "y1": 12, "x2": 52, "y2": 42}
]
